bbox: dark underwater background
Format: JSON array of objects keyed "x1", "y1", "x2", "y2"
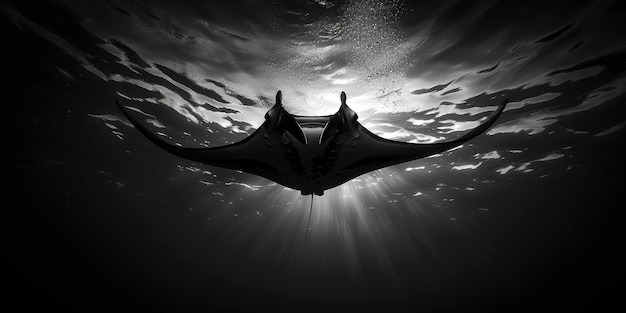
[{"x1": 5, "y1": 0, "x2": 625, "y2": 311}]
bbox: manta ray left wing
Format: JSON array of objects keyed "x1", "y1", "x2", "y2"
[
  {"x1": 116, "y1": 91, "x2": 313, "y2": 192},
  {"x1": 117, "y1": 91, "x2": 506, "y2": 195}
]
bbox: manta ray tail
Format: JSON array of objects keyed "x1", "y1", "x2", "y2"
[{"x1": 305, "y1": 194, "x2": 314, "y2": 242}]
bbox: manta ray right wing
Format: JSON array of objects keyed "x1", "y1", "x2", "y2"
[{"x1": 314, "y1": 94, "x2": 508, "y2": 191}]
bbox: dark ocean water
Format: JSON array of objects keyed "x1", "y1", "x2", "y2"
[{"x1": 6, "y1": 0, "x2": 625, "y2": 311}]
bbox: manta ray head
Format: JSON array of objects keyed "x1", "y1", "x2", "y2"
[{"x1": 262, "y1": 91, "x2": 361, "y2": 196}]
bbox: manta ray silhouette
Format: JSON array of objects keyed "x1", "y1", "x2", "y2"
[{"x1": 117, "y1": 91, "x2": 506, "y2": 196}]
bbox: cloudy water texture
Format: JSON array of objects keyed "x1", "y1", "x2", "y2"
[{"x1": 6, "y1": 0, "x2": 625, "y2": 311}]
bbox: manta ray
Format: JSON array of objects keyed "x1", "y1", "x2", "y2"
[{"x1": 116, "y1": 91, "x2": 506, "y2": 196}]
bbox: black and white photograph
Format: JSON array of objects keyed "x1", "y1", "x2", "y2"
[{"x1": 6, "y1": 0, "x2": 625, "y2": 311}]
